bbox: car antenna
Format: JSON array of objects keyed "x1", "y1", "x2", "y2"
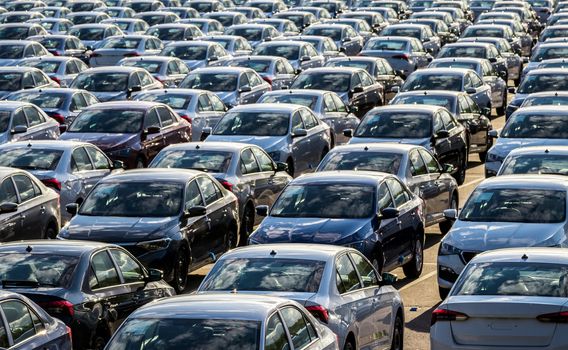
[
  {"x1": 27, "y1": 141, "x2": 32, "y2": 147},
  {"x1": 195, "y1": 144, "x2": 200, "y2": 149},
  {"x1": 25, "y1": 245, "x2": 32, "y2": 253},
  {"x1": 364, "y1": 146, "x2": 369, "y2": 151},
  {"x1": 270, "y1": 249, "x2": 277, "y2": 256},
  {"x1": 545, "y1": 148, "x2": 550, "y2": 153},
  {"x1": 521, "y1": 254, "x2": 528, "y2": 260}
]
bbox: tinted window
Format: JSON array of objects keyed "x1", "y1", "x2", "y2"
[
  {"x1": 1, "y1": 301, "x2": 36, "y2": 345},
  {"x1": 387, "y1": 178, "x2": 409, "y2": 207},
  {"x1": 0, "y1": 315, "x2": 8, "y2": 348},
  {"x1": 502, "y1": 114, "x2": 568, "y2": 139},
  {"x1": 409, "y1": 150, "x2": 427, "y2": 176},
  {"x1": 72, "y1": 147, "x2": 94, "y2": 172},
  {"x1": 185, "y1": 180, "x2": 204, "y2": 208},
  {"x1": 157, "y1": 107, "x2": 175, "y2": 127},
  {"x1": 0, "y1": 178, "x2": 17, "y2": 204},
  {"x1": 196, "y1": 176, "x2": 222, "y2": 205},
  {"x1": 318, "y1": 151, "x2": 402, "y2": 174},
  {"x1": 350, "y1": 252, "x2": 379, "y2": 287},
  {"x1": 110, "y1": 249, "x2": 144, "y2": 284},
  {"x1": 279, "y1": 307, "x2": 312, "y2": 349},
  {"x1": 0, "y1": 254, "x2": 78, "y2": 288},
  {"x1": 241, "y1": 149, "x2": 260, "y2": 174},
  {"x1": 500, "y1": 154, "x2": 568, "y2": 176},
  {"x1": 90, "y1": 251, "x2": 121, "y2": 289},
  {"x1": 265, "y1": 313, "x2": 290, "y2": 350},
  {"x1": 356, "y1": 112, "x2": 432, "y2": 138},
  {"x1": 252, "y1": 148, "x2": 274, "y2": 172},
  {"x1": 215, "y1": 111, "x2": 289, "y2": 136},
  {"x1": 336, "y1": 254, "x2": 360, "y2": 293},
  {"x1": 69, "y1": 109, "x2": 144, "y2": 134},
  {"x1": 378, "y1": 182, "x2": 394, "y2": 211},
  {"x1": 13, "y1": 175, "x2": 37, "y2": 203},
  {"x1": 86, "y1": 147, "x2": 110, "y2": 170},
  {"x1": 151, "y1": 150, "x2": 232, "y2": 173},
  {"x1": 420, "y1": 149, "x2": 440, "y2": 173},
  {"x1": 0, "y1": 149, "x2": 62, "y2": 171},
  {"x1": 23, "y1": 107, "x2": 43, "y2": 127}
]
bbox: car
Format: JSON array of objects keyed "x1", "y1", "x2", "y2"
[
  {"x1": 290, "y1": 67, "x2": 384, "y2": 117},
  {"x1": 89, "y1": 34, "x2": 163, "y2": 67},
  {"x1": 66, "y1": 11, "x2": 111, "y2": 25},
  {"x1": 161, "y1": 40, "x2": 231, "y2": 70},
  {"x1": 179, "y1": 67, "x2": 270, "y2": 107},
  {"x1": 198, "y1": 34, "x2": 253, "y2": 56},
  {"x1": 325, "y1": 18, "x2": 375, "y2": 44},
  {"x1": 0, "y1": 100, "x2": 60, "y2": 145},
  {"x1": 291, "y1": 6, "x2": 332, "y2": 20},
  {"x1": 100, "y1": 18, "x2": 149, "y2": 35},
  {"x1": 346, "y1": 105, "x2": 469, "y2": 184},
  {"x1": 508, "y1": 69, "x2": 568, "y2": 118},
  {"x1": 0, "y1": 10, "x2": 44, "y2": 23},
  {"x1": 204, "y1": 103, "x2": 331, "y2": 176},
  {"x1": 476, "y1": 19, "x2": 533, "y2": 57},
  {"x1": 245, "y1": 0, "x2": 288, "y2": 17},
  {"x1": 179, "y1": 18, "x2": 225, "y2": 35},
  {"x1": 0, "y1": 66, "x2": 60, "y2": 98},
  {"x1": 0, "y1": 23, "x2": 48, "y2": 40},
  {"x1": 438, "y1": 176, "x2": 568, "y2": 298},
  {"x1": 67, "y1": 23, "x2": 124, "y2": 50},
  {"x1": 162, "y1": 6, "x2": 199, "y2": 19},
  {"x1": 15, "y1": 56, "x2": 88, "y2": 88},
  {"x1": 390, "y1": 90, "x2": 494, "y2": 161},
  {"x1": 203, "y1": 10, "x2": 248, "y2": 26},
  {"x1": 219, "y1": 55, "x2": 297, "y2": 89},
  {"x1": 461, "y1": 24, "x2": 525, "y2": 57},
  {"x1": 251, "y1": 18, "x2": 301, "y2": 36},
  {"x1": 411, "y1": 11, "x2": 456, "y2": 33},
  {"x1": 278, "y1": 35, "x2": 346, "y2": 61},
  {"x1": 520, "y1": 91, "x2": 568, "y2": 108},
  {"x1": 233, "y1": 5, "x2": 271, "y2": 18},
  {"x1": 317, "y1": 144, "x2": 459, "y2": 232},
  {"x1": 224, "y1": 23, "x2": 281, "y2": 48},
  {"x1": 69, "y1": 66, "x2": 162, "y2": 102},
  {"x1": 105, "y1": 294, "x2": 338, "y2": 350},
  {"x1": 437, "y1": 42, "x2": 508, "y2": 81},
  {"x1": 253, "y1": 40, "x2": 325, "y2": 70},
  {"x1": 28, "y1": 17, "x2": 73, "y2": 35},
  {"x1": 339, "y1": 11, "x2": 389, "y2": 33},
  {"x1": 5, "y1": 87, "x2": 98, "y2": 129},
  {"x1": 198, "y1": 244, "x2": 403, "y2": 350},
  {"x1": 381, "y1": 23, "x2": 442, "y2": 56},
  {"x1": 33, "y1": 5, "x2": 71, "y2": 18},
  {"x1": 311, "y1": 0, "x2": 348, "y2": 17},
  {"x1": 125, "y1": 0, "x2": 164, "y2": 12},
  {"x1": 118, "y1": 56, "x2": 190, "y2": 87},
  {"x1": 150, "y1": 142, "x2": 292, "y2": 243},
  {"x1": 249, "y1": 171, "x2": 426, "y2": 278},
  {"x1": 360, "y1": 36, "x2": 433, "y2": 77},
  {"x1": 537, "y1": 58, "x2": 568, "y2": 70},
  {"x1": 59, "y1": 101, "x2": 191, "y2": 168},
  {"x1": 0, "y1": 290, "x2": 71, "y2": 350},
  {"x1": 497, "y1": 145, "x2": 568, "y2": 176},
  {"x1": 273, "y1": 10, "x2": 318, "y2": 29},
  {"x1": 186, "y1": 0, "x2": 226, "y2": 13},
  {"x1": 145, "y1": 23, "x2": 203, "y2": 44},
  {"x1": 0, "y1": 40, "x2": 51, "y2": 68},
  {"x1": 134, "y1": 10, "x2": 179, "y2": 26},
  {"x1": 27, "y1": 34, "x2": 91, "y2": 62},
  {"x1": 257, "y1": 89, "x2": 359, "y2": 145},
  {"x1": 522, "y1": 42, "x2": 568, "y2": 79},
  {"x1": 485, "y1": 106, "x2": 568, "y2": 177},
  {"x1": 133, "y1": 88, "x2": 226, "y2": 141},
  {"x1": 69, "y1": 0, "x2": 106, "y2": 12},
  {"x1": 58, "y1": 168, "x2": 239, "y2": 292},
  {"x1": 303, "y1": 23, "x2": 364, "y2": 55},
  {"x1": 402, "y1": 18, "x2": 458, "y2": 46},
  {"x1": 103, "y1": 5, "x2": 136, "y2": 17}
]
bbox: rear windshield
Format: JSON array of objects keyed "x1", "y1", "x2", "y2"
[
  {"x1": 0, "y1": 253, "x2": 78, "y2": 288},
  {"x1": 0, "y1": 149, "x2": 63, "y2": 171},
  {"x1": 365, "y1": 39, "x2": 407, "y2": 51},
  {"x1": 502, "y1": 114, "x2": 568, "y2": 139},
  {"x1": 318, "y1": 151, "x2": 402, "y2": 174},
  {"x1": 150, "y1": 150, "x2": 232, "y2": 173},
  {"x1": 499, "y1": 154, "x2": 568, "y2": 176},
  {"x1": 200, "y1": 258, "x2": 325, "y2": 292},
  {"x1": 356, "y1": 112, "x2": 432, "y2": 138},
  {"x1": 7, "y1": 91, "x2": 65, "y2": 108}
]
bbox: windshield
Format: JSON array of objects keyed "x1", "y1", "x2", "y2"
[
  {"x1": 500, "y1": 154, "x2": 568, "y2": 175},
  {"x1": 254, "y1": 44, "x2": 299, "y2": 60},
  {"x1": 459, "y1": 188, "x2": 566, "y2": 223},
  {"x1": 431, "y1": 61, "x2": 478, "y2": 72},
  {"x1": 0, "y1": 26, "x2": 29, "y2": 39},
  {"x1": 502, "y1": 114, "x2": 568, "y2": 138},
  {"x1": 69, "y1": 109, "x2": 144, "y2": 133},
  {"x1": 392, "y1": 95, "x2": 455, "y2": 111},
  {"x1": 147, "y1": 27, "x2": 185, "y2": 40},
  {"x1": 271, "y1": 184, "x2": 375, "y2": 218},
  {"x1": 532, "y1": 46, "x2": 568, "y2": 61},
  {"x1": 328, "y1": 60, "x2": 373, "y2": 72},
  {"x1": 151, "y1": 150, "x2": 232, "y2": 172},
  {"x1": 228, "y1": 59, "x2": 271, "y2": 72},
  {"x1": 181, "y1": 73, "x2": 237, "y2": 91},
  {"x1": 225, "y1": 27, "x2": 263, "y2": 41},
  {"x1": 365, "y1": 39, "x2": 407, "y2": 51},
  {"x1": 71, "y1": 73, "x2": 129, "y2": 92},
  {"x1": 122, "y1": 60, "x2": 161, "y2": 73},
  {"x1": 0, "y1": 148, "x2": 63, "y2": 170},
  {"x1": 208, "y1": 14, "x2": 237, "y2": 27},
  {"x1": 523, "y1": 95, "x2": 568, "y2": 106},
  {"x1": 0, "y1": 73, "x2": 22, "y2": 91},
  {"x1": 463, "y1": 27, "x2": 504, "y2": 38},
  {"x1": 80, "y1": 182, "x2": 183, "y2": 217},
  {"x1": 0, "y1": 44, "x2": 23, "y2": 59},
  {"x1": 69, "y1": 27, "x2": 104, "y2": 41},
  {"x1": 107, "y1": 318, "x2": 260, "y2": 350},
  {"x1": 100, "y1": 38, "x2": 141, "y2": 49},
  {"x1": 402, "y1": 74, "x2": 463, "y2": 91},
  {"x1": 258, "y1": 94, "x2": 318, "y2": 109},
  {"x1": 0, "y1": 254, "x2": 78, "y2": 288},
  {"x1": 136, "y1": 93, "x2": 191, "y2": 109},
  {"x1": 517, "y1": 74, "x2": 568, "y2": 94},
  {"x1": 439, "y1": 46, "x2": 486, "y2": 58},
  {"x1": 291, "y1": 73, "x2": 350, "y2": 92},
  {"x1": 5, "y1": 91, "x2": 65, "y2": 108},
  {"x1": 382, "y1": 27, "x2": 421, "y2": 38},
  {"x1": 318, "y1": 151, "x2": 402, "y2": 174},
  {"x1": 304, "y1": 27, "x2": 342, "y2": 41},
  {"x1": 21, "y1": 60, "x2": 60, "y2": 74},
  {"x1": 356, "y1": 112, "x2": 432, "y2": 138},
  {"x1": 214, "y1": 111, "x2": 289, "y2": 136},
  {"x1": 201, "y1": 258, "x2": 325, "y2": 292},
  {"x1": 36, "y1": 38, "x2": 61, "y2": 50},
  {"x1": 162, "y1": 45, "x2": 207, "y2": 60}
]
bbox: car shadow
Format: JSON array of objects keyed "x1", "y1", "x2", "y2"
[{"x1": 405, "y1": 304, "x2": 440, "y2": 333}]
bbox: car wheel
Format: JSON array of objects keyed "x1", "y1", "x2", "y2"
[
  {"x1": 454, "y1": 150, "x2": 467, "y2": 185},
  {"x1": 172, "y1": 246, "x2": 189, "y2": 293},
  {"x1": 439, "y1": 286, "x2": 450, "y2": 300},
  {"x1": 226, "y1": 226, "x2": 238, "y2": 251},
  {"x1": 496, "y1": 91, "x2": 507, "y2": 116},
  {"x1": 439, "y1": 195, "x2": 457, "y2": 235},
  {"x1": 402, "y1": 237, "x2": 423, "y2": 278},
  {"x1": 239, "y1": 205, "x2": 254, "y2": 246},
  {"x1": 390, "y1": 313, "x2": 404, "y2": 350},
  {"x1": 43, "y1": 224, "x2": 57, "y2": 239},
  {"x1": 286, "y1": 158, "x2": 295, "y2": 177}
]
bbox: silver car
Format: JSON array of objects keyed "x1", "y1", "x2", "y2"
[
  {"x1": 15, "y1": 56, "x2": 89, "y2": 87},
  {"x1": 67, "y1": 23, "x2": 124, "y2": 50},
  {"x1": 89, "y1": 35, "x2": 163, "y2": 67},
  {"x1": 219, "y1": 55, "x2": 297, "y2": 89},
  {"x1": 0, "y1": 140, "x2": 122, "y2": 222},
  {"x1": 197, "y1": 34, "x2": 253, "y2": 56},
  {"x1": 498, "y1": 145, "x2": 568, "y2": 176},
  {"x1": 198, "y1": 244, "x2": 402, "y2": 350},
  {"x1": 145, "y1": 23, "x2": 203, "y2": 44},
  {"x1": 118, "y1": 56, "x2": 190, "y2": 87},
  {"x1": 253, "y1": 40, "x2": 325, "y2": 70},
  {"x1": 0, "y1": 101, "x2": 60, "y2": 144},
  {"x1": 160, "y1": 40, "x2": 232, "y2": 70},
  {"x1": 100, "y1": 18, "x2": 149, "y2": 35},
  {"x1": 106, "y1": 294, "x2": 339, "y2": 350},
  {"x1": 0, "y1": 40, "x2": 52, "y2": 67}
]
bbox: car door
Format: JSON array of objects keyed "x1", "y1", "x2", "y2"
[
  {"x1": 331, "y1": 93, "x2": 360, "y2": 140},
  {"x1": 196, "y1": 176, "x2": 228, "y2": 255},
  {"x1": 0, "y1": 299, "x2": 52, "y2": 350},
  {"x1": 237, "y1": 72, "x2": 255, "y2": 104},
  {"x1": 406, "y1": 149, "x2": 437, "y2": 222},
  {"x1": 376, "y1": 181, "x2": 400, "y2": 268},
  {"x1": 142, "y1": 108, "x2": 166, "y2": 161},
  {"x1": 464, "y1": 72, "x2": 486, "y2": 108},
  {"x1": 432, "y1": 112, "x2": 452, "y2": 166},
  {"x1": 166, "y1": 60, "x2": 185, "y2": 86},
  {"x1": 420, "y1": 149, "x2": 451, "y2": 216},
  {"x1": 0, "y1": 177, "x2": 21, "y2": 242},
  {"x1": 349, "y1": 72, "x2": 366, "y2": 113},
  {"x1": 300, "y1": 108, "x2": 325, "y2": 171},
  {"x1": 440, "y1": 109, "x2": 465, "y2": 169},
  {"x1": 68, "y1": 92, "x2": 88, "y2": 124},
  {"x1": 13, "y1": 174, "x2": 47, "y2": 240},
  {"x1": 464, "y1": 95, "x2": 490, "y2": 148},
  {"x1": 385, "y1": 178, "x2": 414, "y2": 260},
  {"x1": 181, "y1": 179, "x2": 211, "y2": 262},
  {"x1": 252, "y1": 146, "x2": 289, "y2": 205},
  {"x1": 279, "y1": 306, "x2": 324, "y2": 350},
  {"x1": 290, "y1": 111, "x2": 310, "y2": 174}
]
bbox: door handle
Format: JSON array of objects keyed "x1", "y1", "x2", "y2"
[
  {"x1": 19, "y1": 215, "x2": 26, "y2": 221},
  {"x1": 40, "y1": 206, "x2": 46, "y2": 214}
]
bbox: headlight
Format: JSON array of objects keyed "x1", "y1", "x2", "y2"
[
  {"x1": 439, "y1": 242, "x2": 462, "y2": 256},
  {"x1": 136, "y1": 238, "x2": 171, "y2": 251}
]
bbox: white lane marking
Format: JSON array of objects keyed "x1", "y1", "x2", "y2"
[
  {"x1": 399, "y1": 270, "x2": 437, "y2": 292},
  {"x1": 459, "y1": 177, "x2": 484, "y2": 189}
]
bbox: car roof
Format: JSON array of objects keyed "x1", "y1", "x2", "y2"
[
  {"x1": 370, "y1": 36, "x2": 413, "y2": 42},
  {"x1": 292, "y1": 170, "x2": 392, "y2": 185},
  {"x1": 507, "y1": 145, "x2": 568, "y2": 156},
  {"x1": 411, "y1": 67, "x2": 471, "y2": 75},
  {"x1": 0, "y1": 66, "x2": 42, "y2": 73},
  {"x1": 327, "y1": 56, "x2": 381, "y2": 63},
  {"x1": 165, "y1": 40, "x2": 217, "y2": 47},
  {"x1": 444, "y1": 42, "x2": 493, "y2": 48},
  {"x1": 103, "y1": 168, "x2": 203, "y2": 183},
  {"x1": 10, "y1": 87, "x2": 84, "y2": 94},
  {"x1": 222, "y1": 243, "x2": 351, "y2": 260},
  {"x1": 328, "y1": 143, "x2": 419, "y2": 154},
  {"x1": 136, "y1": 88, "x2": 209, "y2": 96},
  {"x1": 0, "y1": 166, "x2": 33, "y2": 178},
  {"x1": 385, "y1": 23, "x2": 427, "y2": 29},
  {"x1": 472, "y1": 247, "x2": 568, "y2": 264},
  {"x1": 83, "y1": 101, "x2": 162, "y2": 110},
  {"x1": 230, "y1": 103, "x2": 303, "y2": 112},
  {"x1": 191, "y1": 66, "x2": 253, "y2": 74},
  {"x1": 0, "y1": 240, "x2": 111, "y2": 255},
  {"x1": 526, "y1": 68, "x2": 568, "y2": 75},
  {"x1": 17, "y1": 56, "x2": 80, "y2": 63},
  {"x1": 477, "y1": 174, "x2": 568, "y2": 190},
  {"x1": 525, "y1": 91, "x2": 568, "y2": 98},
  {"x1": 0, "y1": 140, "x2": 93, "y2": 150},
  {"x1": 0, "y1": 40, "x2": 34, "y2": 46},
  {"x1": 120, "y1": 56, "x2": 177, "y2": 63},
  {"x1": 228, "y1": 55, "x2": 281, "y2": 62}
]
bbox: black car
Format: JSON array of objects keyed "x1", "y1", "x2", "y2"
[
  {"x1": 0, "y1": 241, "x2": 174, "y2": 350},
  {"x1": 58, "y1": 169, "x2": 240, "y2": 293}
]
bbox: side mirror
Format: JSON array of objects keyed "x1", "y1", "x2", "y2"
[
  {"x1": 488, "y1": 129, "x2": 499, "y2": 138},
  {"x1": 380, "y1": 207, "x2": 399, "y2": 219},
  {"x1": 443, "y1": 208, "x2": 458, "y2": 220},
  {"x1": 276, "y1": 162, "x2": 288, "y2": 172},
  {"x1": 239, "y1": 85, "x2": 252, "y2": 93},
  {"x1": 11, "y1": 125, "x2": 27, "y2": 134},
  {"x1": 256, "y1": 205, "x2": 269, "y2": 216},
  {"x1": 291, "y1": 128, "x2": 308, "y2": 137},
  {"x1": 144, "y1": 126, "x2": 161, "y2": 134},
  {"x1": 352, "y1": 86, "x2": 364, "y2": 93},
  {"x1": 294, "y1": 68, "x2": 302, "y2": 74},
  {"x1": 465, "y1": 87, "x2": 477, "y2": 94},
  {"x1": 442, "y1": 163, "x2": 454, "y2": 173},
  {"x1": 508, "y1": 87, "x2": 516, "y2": 93},
  {"x1": 208, "y1": 55, "x2": 219, "y2": 62},
  {"x1": 300, "y1": 55, "x2": 311, "y2": 62},
  {"x1": 488, "y1": 57, "x2": 497, "y2": 63},
  {"x1": 381, "y1": 272, "x2": 398, "y2": 285},
  {"x1": 435, "y1": 129, "x2": 450, "y2": 139},
  {"x1": 129, "y1": 85, "x2": 142, "y2": 93},
  {"x1": 145, "y1": 268, "x2": 163, "y2": 282},
  {"x1": 389, "y1": 85, "x2": 400, "y2": 93},
  {"x1": 66, "y1": 203, "x2": 78, "y2": 216},
  {"x1": 185, "y1": 205, "x2": 207, "y2": 217},
  {"x1": 522, "y1": 57, "x2": 529, "y2": 63},
  {"x1": 0, "y1": 202, "x2": 18, "y2": 214},
  {"x1": 201, "y1": 126, "x2": 212, "y2": 141},
  {"x1": 112, "y1": 160, "x2": 126, "y2": 170},
  {"x1": 343, "y1": 129, "x2": 353, "y2": 138}
]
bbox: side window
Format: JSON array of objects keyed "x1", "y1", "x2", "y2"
[
  {"x1": 387, "y1": 178, "x2": 409, "y2": 208},
  {"x1": 291, "y1": 112, "x2": 304, "y2": 131},
  {"x1": 72, "y1": 147, "x2": 94, "y2": 172},
  {"x1": 32, "y1": 71, "x2": 50, "y2": 86},
  {"x1": 377, "y1": 182, "x2": 394, "y2": 211},
  {"x1": 252, "y1": 147, "x2": 274, "y2": 172},
  {"x1": 70, "y1": 93, "x2": 87, "y2": 111},
  {"x1": 409, "y1": 150, "x2": 427, "y2": 176},
  {"x1": 13, "y1": 109, "x2": 27, "y2": 127},
  {"x1": 332, "y1": 94, "x2": 347, "y2": 112},
  {"x1": 248, "y1": 72, "x2": 263, "y2": 86},
  {"x1": 1, "y1": 301, "x2": 36, "y2": 345},
  {"x1": 185, "y1": 180, "x2": 205, "y2": 208},
  {"x1": 279, "y1": 307, "x2": 314, "y2": 350},
  {"x1": 167, "y1": 61, "x2": 179, "y2": 75},
  {"x1": 176, "y1": 60, "x2": 190, "y2": 74},
  {"x1": 23, "y1": 46, "x2": 35, "y2": 57},
  {"x1": 109, "y1": 249, "x2": 144, "y2": 284},
  {"x1": 144, "y1": 109, "x2": 161, "y2": 129},
  {"x1": 265, "y1": 313, "x2": 291, "y2": 350},
  {"x1": 300, "y1": 109, "x2": 318, "y2": 129},
  {"x1": 0, "y1": 312, "x2": 8, "y2": 348},
  {"x1": 23, "y1": 107, "x2": 43, "y2": 127},
  {"x1": 129, "y1": 72, "x2": 141, "y2": 87},
  {"x1": 196, "y1": 176, "x2": 222, "y2": 205},
  {"x1": 351, "y1": 73, "x2": 362, "y2": 88},
  {"x1": 66, "y1": 61, "x2": 80, "y2": 75},
  {"x1": 240, "y1": 148, "x2": 261, "y2": 174},
  {"x1": 90, "y1": 251, "x2": 121, "y2": 289},
  {"x1": 323, "y1": 94, "x2": 337, "y2": 112},
  {"x1": 13, "y1": 175, "x2": 37, "y2": 203},
  {"x1": 22, "y1": 73, "x2": 35, "y2": 88},
  {"x1": 0, "y1": 178, "x2": 17, "y2": 204},
  {"x1": 466, "y1": 95, "x2": 481, "y2": 114},
  {"x1": 83, "y1": 93, "x2": 99, "y2": 106},
  {"x1": 275, "y1": 61, "x2": 286, "y2": 74},
  {"x1": 198, "y1": 94, "x2": 213, "y2": 112},
  {"x1": 350, "y1": 252, "x2": 379, "y2": 287},
  {"x1": 86, "y1": 147, "x2": 111, "y2": 170},
  {"x1": 359, "y1": 72, "x2": 374, "y2": 86},
  {"x1": 238, "y1": 73, "x2": 250, "y2": 88},
  {"x1": 157, "y1": 107, "x2": 175, "y2": 127},
  {"x1": 470, "y1": 73, "x2": 483, "y2": 88},
  {"x1": 463, "y1": 74, "x2": 472, "y2": 88},
  {"x1": 458, "y1": 96, "x2": 470, "y2": 114},
  {"x1": 336, "y1": 254, "x2": 361, "y2": 294},
  {"x1": 306, "y1": 44, "x2": 318, "y2": 57},
  {"x1": 283, "y1": 60, "x2": 295, "y2": 74},
  {"x1": 144, "y1": 38, "x2": 156, "y2": 50},
  {"x1": 209, "y1": 94, "x2": 225, "y2": 112},
  {"x1": 420, "y1": 149, "x2": 441, "y2": 173},
  {"x1": 439, "y1": 111, "x2": 457, "y2": 130},
  {"x1": 139, "y1": 72, "x2": 155, "y2": 87}
]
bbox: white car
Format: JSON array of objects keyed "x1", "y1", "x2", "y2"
[{"x1": 432, "y1": 247, "x2": 568, "y2": 349}]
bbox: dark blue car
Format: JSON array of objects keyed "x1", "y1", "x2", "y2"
[{"x1": 249, "y1": 171, "x2": 426, "y2": 278}]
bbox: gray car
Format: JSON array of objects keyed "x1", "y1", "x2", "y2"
[
  {"x1": 150, "y1": 142, "x2": 292, "y2": 243},
  {"x1": 303, "y1": 23, "x2": 364, "y2": 56},
  {"x1": 15, "y1": 56, "x2": 89, "y2": 88},
  {"x1": 0, "y1": 166, "x2": 60, "y2": 240},
  {"x1": 133, "y1": 88, "x2": 227, "y2": 141},
  {"x1": 219, "y1": 55, "x2": 297, "y2": 89},
  {"x1": 28, "y1": 18, "x2": 73, "y2": 35},
  {"x1": 26, "y1": 34, "x2": 91, "y2": 61},
  {"x1": 197, "y1": 34, "x2": 253, "y2": 56},
  {"x1": 224, "y1": 23, "x2": 282, "y2": 47},
  {"x1": 160, "y1": 40, "x2": 232, "y2": 69},
  {"x1": 105, "y1": 294, "x2": 338, "y2": 350},
  {"x1": 204, "y1": 103, "x2": 332, "y2": 176},
  {"x1": 0, "y1": 66, "x2": 59, "y2": 99},
  {"x1": 89, "y1": 35, "x2": 163, "y2": 67},
  {"x1": 198, "y1": 244, "x2": 403, "y2": 350},
  {"x1": 66, "y1": 11, "x2": 111, "y2": 25},
  {"x1": 253, "y1": 40, "x2": 325, "y2": 70},
  {"x1": 279, "y1": 35, "x2": 347, "y2": 61},
  {"x1": 203, "y1": 10, "x2": 248, "y2": 26},
  {"x1": 67, "y1": 23, "x2": 124, "y2": 49},
  {"x1": 257, "y1": 89, "x2": 359, "y2": 145},
  {"x1": 118, "y1": 56, "x2": 190, "y2": 87},
  {"x1": 497, "y1": 145, "x2": 568, "y2": 176},
  {"x1": 251, "y1": 18, "x2": 300, "y2": 36},
  {"x1": 178, "y1": 18, "x2": 225, "y2": 35},
  {"x1": 145, "y1": 23, "x2": 203, "y2": 44},
  {"x1": 0, "y1": 40, "x2": 51, "y2": 67},
  {"x1": 0, "y1": 140, "x2": 122, "y2": 222},
  {"x1": 436, "y1": 42, "x2": 509, "y2": 81},
  {"x1": 0, "y1": 101, "x2": 60, "y2": 144},
  {"x1": 133, "y1": 10, "x2": 180, "y2": 26},
  {"x1": 100, "y1": 18, "x2": 149, "y2": 35},
  {"x1": 381, "y1": 23, "x2": 442, "y2": 56}
]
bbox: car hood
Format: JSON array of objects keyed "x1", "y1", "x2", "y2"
[
  {"x1": 92, "y1": 91, "x2": 127, "y2": 102},
  {"x1": 349, "y1": 136, "x2": 430, "y2": 148},
  {"x1": 64, "y1": 215, "x2": 178, "y2": 243},
  {"x1": 59, "y1": 132, "x2": 138, "y2": 150},
  {"x1": 206, "y1": 134, "x2": 288, "y2": 151},
  {"x1": 251, "y1": 217, "x2": 371, "y2": 244},
  {"x1": 490, "y1": 138, "x2": 568, "y2": 158},
  {"x1": 446, "y1": 220, "x2": 566, "y2": 251}
]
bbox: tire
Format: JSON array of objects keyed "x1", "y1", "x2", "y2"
[
  {"x1": 136, "y1": 158, "x2": 145, "y2": 169},
  {"x1": 439, "y1": 286, "x2": 450, "y2": 300},
  {"x1": 454, "y1": 150, "x2": 467, "y2": 185},
  {"x1": 171, "y1": 246, "x2": 189, "y2": 293},
  {"x1": 439, "y1": 195, "x2": 457, "y2": 235},
  {"x1": 390, "y1": 313, "x2": 404, "y2": 350},
  {"x1": 286, "y1": 158, "x2": 295, "y2": 177},
  {"x1": 239, "y1": 205, "x2": 254, "y2": 246},
  {"x1": 43, "y1": 224, "x2": 57, "y2": 239},
  {"x1": 496, "y1": 91, "x2": 507, "y2": 116},
  {"x1": 226, "y1": 226, "x2": 238, "y2": 252},
  {"x1": 343, "y1": 338, "x2": 355, "y2": 350},
  {"x1": 402, "y1": 236, "x2": 423, "y2": 278}
]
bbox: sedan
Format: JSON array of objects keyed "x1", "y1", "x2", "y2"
[
  {"x1": 249, "y1": 171, "x2": 425, "y2": 278},
  {"x1": 198, "y1": 244, "x2": 403, "y2": 350},
  {"x1": 437, "y1": 42, "x2": 508, "y2": 81},
  {"x1": 204, "y1": 103, "x2": 331, "y2": 176},
  {"x1": 58, "y1": 169, "x2": 239, "y2": 293},
  {"x1": 438, "y1": 175, "x2": 568, "y2": 298},
  {"x1": 433, "y1": 248, "x2": 568, "y2": 349},
  {"x1": 0, "y1": 67, "x2": 59, "y2": 99},
  {"x1": 27, "y1": 34, "x2": 90, "y2": 62},
  {"x1": 0, "y1": 23, "x2": 48, "y2": 40},
  {"x1": 89, "y1": 35, "x2": 163, "y2": 67},
  {"x1": 346, "y1": 105, "x2": 468, "y2": 184},
  {"x1": 381, "y1": 23, "x2": 442, "y2": 56},
  {"x1": 498, "y1": 145, "x2": 568, "y2": 176},
  {"x1": 160, "y1": 40, "x2": 231, "y2": 70},
  {"x1": 219, "y1": 55, "x2": 296, "y2": 89},
  {"x1": 0, "y1": 240, "x2": 173, "y2": 350},
  {"x1": 0, "y1": 40, "x2": 51, "y2": 67},
  {"x1": 224, "y1": 24, "x2": 281, "y2": 48},
  {"x1": 0, "y1": 101, "x2": 60, "y2": 145},
  {"x1": 150, "y1": 142, "x2": 292, "y2": 244},
  {"x1": 279, "y1": 35, "x2": 346, "y2": 61},
  {"x1": 253, "y1": 40, "x2": 325, "y2": 71},
  {"x1": 303, "y1": 23, "x2": 364, "y2": 56},
  {"x1": 59, "y1": 101, "x2": 191, "y2": 168},
  {"x1": 105, "y1": 294, "x2": 338, "y2": 350},
  {"x1": 15, "y1": 56, "x2": 89, "y2": 88},
  {"x1": 179, "y1": 18, "x2": 225, "y2": 35},
  {"x1": 0, "y1": 167, "x2": 60, "y2": 240},
  {"x1": 118, "y1": 56, "x2": 190, "y2": 87},
  {"x1": 273, "y1": 10, "x2": 318, "y2": 30}
]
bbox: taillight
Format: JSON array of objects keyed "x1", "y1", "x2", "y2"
[
  {"x1": 42, "y1": 178, "x2": 61, "y2": 191},
  {"x1": 66, "y1": 325, "x2": 72, "y2": 343},
  {"x1": 49, "y1": 50, "x2": 60, "y2": 56},
  {"x1": 393, "y1": 54, "x2": 410, "y2": 60},
  {"x1": 306, "y1": 305, "x2": 329, "y2": 323},
  {"x1": 38, "y1": 300, "x2": 74, "y2": 317},
  {"x1": 219, "y1": 180, "x2": 234, "y2": 192},
  {"x1": 537, "y1": 311, "x2": 568, "y2": 323},
  {"x1": 431, "y1": 308, "x2": 468, "y2": 326},
  {"x1": 49, "y1": 113, "x2": 66, "y2": 124},
  {"x1": 124, "y1": 52, "x2": 141, "y2": 57},
  {"x1": 50, "y1": 76, "x2": 61, "y2": 86},
  {"x1": 179, "y1": 114, "x2": 192, "y2": 124},
  {"x1": 262, "y1": 76, "x2": 273, "y2": 85}
]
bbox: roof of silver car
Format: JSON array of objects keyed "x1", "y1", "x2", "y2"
[
  {"x1": 478, "y1": 174, "x2": 568, "y2": 189},
  {"x1": 472, "y1": 247, "x2": 568, "y2": 264}
]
